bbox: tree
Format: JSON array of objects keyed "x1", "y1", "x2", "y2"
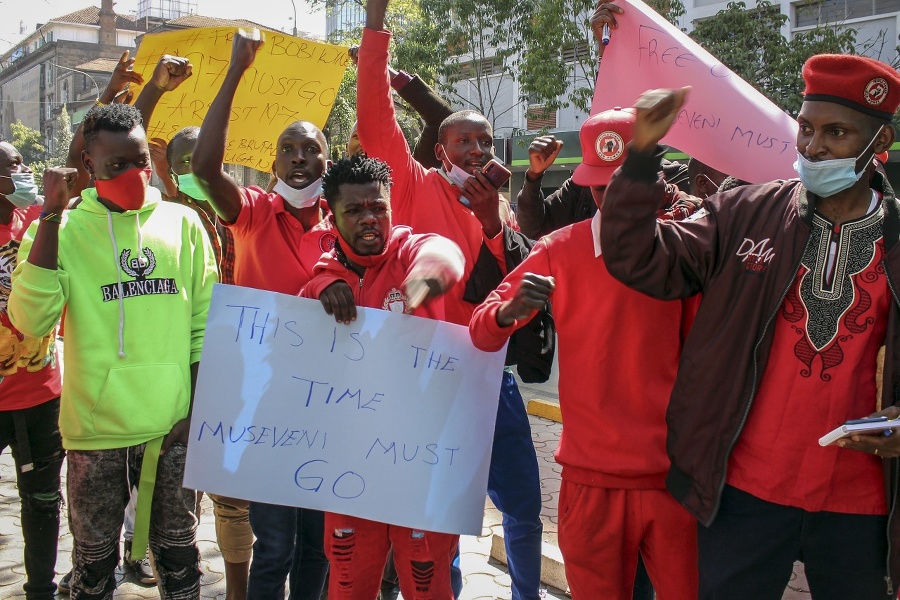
[
  {"x1": 518, "y1": 0, "x2": 685, "y2": 117},
  {"x1": 319, "y1": 0, "x2": 442, "y2": 156},
  {"x1": 9, "y1": 120, "x2": 46, "y2": 167},
  {"x1": 47, "y1": 107, "x2": 73, "y2": 168},
  {"x1": 689, "y1": 1, "x2": 856, "y2": 116}
]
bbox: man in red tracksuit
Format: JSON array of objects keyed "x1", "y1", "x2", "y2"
[
  {"x1": 469, "y1": 109, "x2": 699, "y2": 600},
  {"x1": 300, "y1": 154, "x2": 465, "y2": 599}
]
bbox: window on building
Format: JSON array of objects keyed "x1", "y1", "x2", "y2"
[
  {"x1": 794, "y1": 0, "x2": 900, "y2": 26},
  {"x1": 562, "y1": 42, "x2": 591, "y2": 64}
]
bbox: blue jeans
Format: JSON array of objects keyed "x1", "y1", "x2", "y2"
[
  {"x1": 453, "y1": 371, "x2": 543, "y2": 600},
  {"x1": 247, "y1": 503, "x2": 328, "y2": 600}
]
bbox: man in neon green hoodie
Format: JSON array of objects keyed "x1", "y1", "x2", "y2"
[{"x1": 8, "y1": 103, "x2": 217, "y2": 600}]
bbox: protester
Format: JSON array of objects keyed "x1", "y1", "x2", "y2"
[
  {"x1": 686, "y1": 158, "x2": 727, "y2": 199},
  {"x1": 471, "y1": 108, "x2": 699, "y2": 600},
  {"x1": 148, "y1": 124, "x2": 246, "y2": 599},
  {"x1": 596, "y1": 23, "x2": 900, "y2": 596},
  {"x1": 357, "y1": 1, "x2": 545, "y2": 597},
  {"x1": 300, "y1": 153, "x2": 463, "y2": 598},
  {"x1": 0, "y1": 140, "x2": 65, "y2": 600},
  {"x1": 9, "y1": 102, "x2": 216, "y2": 599},
  {"x1": 516, "y1": 133, "x2": 690, "y2": 240},
  {"x1": 192, "y1": 29, "x2": 333, "y2": 600}
]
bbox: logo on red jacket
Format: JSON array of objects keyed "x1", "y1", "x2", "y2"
[
  {"x1": 736, "y1": 237, "x2": 775, "y2": 274},
  {"x1": 319, "y1": 232, "x2": 337, "y2": 253},
  {"x1": 595, "y1": 131, "x2": 625, "y2": 162},
  {"x1": 383, "y1": 288, "x2": 411, "y2": 314},
  {"x1": 864, "y1": 78, "x2": 889, "y2": 106}
]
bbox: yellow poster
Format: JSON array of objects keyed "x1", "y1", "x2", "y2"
[{"x1": 130, "y1": 28, "x2": 350, "y2": 171}]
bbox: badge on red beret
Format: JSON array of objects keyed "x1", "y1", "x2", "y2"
[{"x1": 803, "y1": 54, "x2": 900, "y2": 120}]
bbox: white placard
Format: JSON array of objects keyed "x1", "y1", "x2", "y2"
[{"x1": 185, "y1": 284, "x2": 506, "y2": 535}]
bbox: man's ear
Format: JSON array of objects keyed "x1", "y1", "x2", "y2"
[
  {"x1": 434, "y1": 143, "x2": 446, "y2": 165},
  {"x1": 875, "y1": 125, "x2": 895, "y2": 154},
  {"x1": 81, "y1": 151, "x2": 94, "y2": 177}
]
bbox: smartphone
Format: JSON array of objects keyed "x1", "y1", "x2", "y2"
[{"x1": 482, "y1": 159, "x2": 511, "y2": 189}]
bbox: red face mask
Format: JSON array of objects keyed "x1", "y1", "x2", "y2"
[{"x1": 94, "y1": 167, "x2": 152, "y2": 211}]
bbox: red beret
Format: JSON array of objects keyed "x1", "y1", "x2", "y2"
[{"x1": 803, "y1": 54, "x2": 900, "y2": 121}]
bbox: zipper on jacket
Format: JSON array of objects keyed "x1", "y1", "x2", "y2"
[
  {"x1": 708, "y1": 252, "x2": 803, "y2": 525},
  {"x1": 882, "y1": 263, "x2": 900, "y2": 594}
]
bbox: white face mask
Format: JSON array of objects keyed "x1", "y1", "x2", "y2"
[
  {"x1": 441, "y1": 148, "x2": 474, "y2": 207},
  {"x1": 273, "y1": 176, "x2": 323, "y2": 209}
]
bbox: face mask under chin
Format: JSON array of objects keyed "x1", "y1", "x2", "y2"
[{"x1": 274, "y1": 176, "x2": 322, "y2": 209}]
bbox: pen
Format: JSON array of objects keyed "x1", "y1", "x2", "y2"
[{"x1": 602, "y1": 24, "x2": 611, "y2": 46}]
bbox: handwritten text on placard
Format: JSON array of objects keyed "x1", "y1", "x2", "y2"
[
  {"x1": 130, "y1": 28, "x2": 349, "y2": 171},
  {"x1": 593, "y1": 0, "x2": 799, "y2": 183},
  {"x1": 185, "y1": 285, "x2": 505, "y2": 535}
]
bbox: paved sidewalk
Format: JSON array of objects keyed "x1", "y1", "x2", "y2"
[
  {"x1": 0, "y1": 435, "x2": 569, "y2": 599},
  {"x1": 0, "y1": 393, "x2": 810, "y2": 599}
]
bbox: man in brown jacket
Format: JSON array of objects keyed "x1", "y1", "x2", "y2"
[{"x1": 597, "y1": 28, "x2": 900, "y2": 600}]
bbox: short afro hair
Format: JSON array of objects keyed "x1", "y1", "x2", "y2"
[
  {"x1": 166, "y1": 126, "x2": 201, "y2": 166},
  {"x1": 82, "y1": 103, "x2": 143, "y2": 151},
  {"x1": 322, "y1": 154, "x2": 392, "y2": 207},
  {"x1": 438, "y1": 110, "x2": 491, "y2": 145}
]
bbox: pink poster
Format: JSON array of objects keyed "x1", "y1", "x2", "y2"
[{"x1": 592, "y1": 0, "x2": 799, "y2": 183}]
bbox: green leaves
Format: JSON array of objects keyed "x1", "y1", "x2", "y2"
[{"x1": 689, "y1": 0, "x2": 858, "y2": 116}]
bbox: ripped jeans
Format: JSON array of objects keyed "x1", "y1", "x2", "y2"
[
  {"x1": 0, "y1": 398, "x2": 65, "y2": 600},
  {"x1": 66, "y1": 444, "x2": 201, "y2": 600},
  {"x1": 325, "y1": 513, "x2": 458, "y2": 600}
]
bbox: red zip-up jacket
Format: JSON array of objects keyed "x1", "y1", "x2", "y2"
[
  {"x1": 600, "y1": 146, "x2": 900, "y2": 593},
  {"x1": 299, "y1": 225, "x2": 464, "y2": 322}
]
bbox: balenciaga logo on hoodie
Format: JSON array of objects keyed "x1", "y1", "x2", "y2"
[{"x1": 100, "y1": 247, "x2": 179, "y2": 301}]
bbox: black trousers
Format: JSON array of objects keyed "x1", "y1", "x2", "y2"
[
  {"x1": 0, "y1": 398, "x2": 65, "y2": 600},
  {"x1": 698, "y1": 485, "x2": 891, "y2": 600}
]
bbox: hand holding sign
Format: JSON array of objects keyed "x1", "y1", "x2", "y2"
[
  {"x1": 632, "y1": 87, "x2": 692, "y2": 153},
  {"x1": 591, "y1": 2, "x2": 624, "y2": 54},
  {"x1": 232, "y1": 28, "x2": 265, "y2": 72}
]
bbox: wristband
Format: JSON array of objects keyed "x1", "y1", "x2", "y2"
[{"x1": 40, "y1": 211, "x2": 62, "y2": 224}]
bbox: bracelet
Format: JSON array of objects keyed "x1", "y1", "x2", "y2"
[
  {"x1": 95, "y1": 98, "x2": 107, "y2": 106},
  {"x1": 40, "y1": 211, "x2": 62, "y2": 224}
]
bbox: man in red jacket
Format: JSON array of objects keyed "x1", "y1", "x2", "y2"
[
  {"x1": 596, "y1": 4, "x2": 900, "y2": 591},
  {"x1": 470, "y1": 109, "x2": 699, "y2": 600},
  {"x1": 301, "y1": 154, "x2": 464, "y2": 598}
]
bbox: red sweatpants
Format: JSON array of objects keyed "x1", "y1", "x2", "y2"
[
  {"x1": 324, "y1": 513, "x2": 458, "y2": 600},
  {"x1": 558, "y1": 481, "x2": 698, "y2": 600}
]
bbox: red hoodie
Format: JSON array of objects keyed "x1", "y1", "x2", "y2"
[
  {"x1": 300, "y1": 225, "x2": 464, "y2": 321},
  {"x1": 357, "y1": 27, "x2": 513, "y2": 326},
  {"x1": 469, "y1": 216, "x2": 696, "y2": 487}
]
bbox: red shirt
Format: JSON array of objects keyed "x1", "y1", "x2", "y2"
[
  {"x1": 357, "y1": 28, "x2": 512, "y2": 326},
  {"x1": 729, "y1": 207, "x2": 888, "y2": 514},
  {"x1": 224, "y1": 186, "x2": 336, "y2": 294},
  {"x1": 470, "y1": 218, "x2": 696, "y2": 488},
  {"x1": 0, "y1": 205, "x2": 62, "y2": 410}
]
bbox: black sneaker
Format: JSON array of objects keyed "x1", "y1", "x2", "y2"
[{"x1": 57, "y1": 571, "x2": 72, "y2": 594}]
